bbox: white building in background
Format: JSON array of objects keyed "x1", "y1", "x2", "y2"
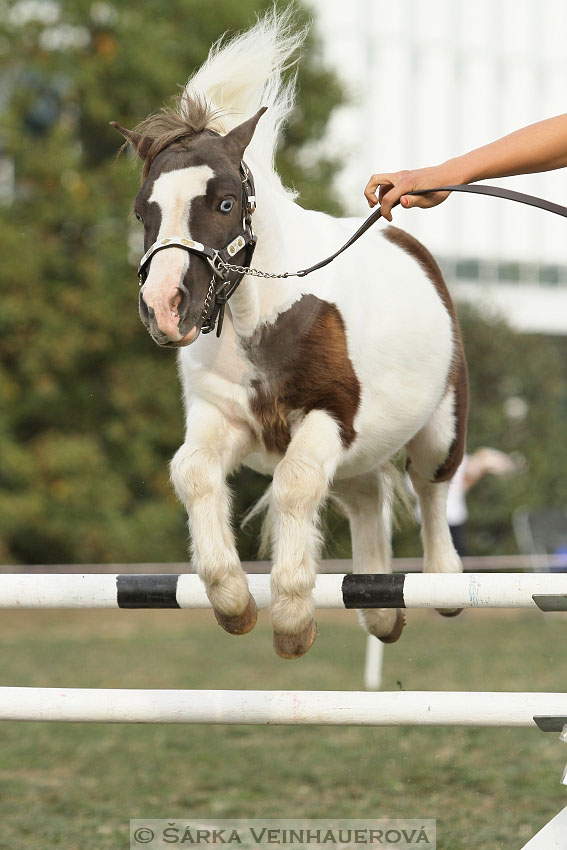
[{"x1": 307, "y1": 0, "x2": 567, "y2": 334}]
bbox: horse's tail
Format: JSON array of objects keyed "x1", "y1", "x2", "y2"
[
  {"x1": 242, "y1": 460, "x2": 415, "y2": 561},
  {"x1": 382, "y1": 460, "x2": 416, "y2": 527},
  {"x1": 241, "y1": 484, "x2": 275, "y2": 559},
  {"x1": 329, "y1": 461, "x2": 414, "y2": 534},
  {"x1": 183, "y1": 6, "x2": 307, "y2": 193}
]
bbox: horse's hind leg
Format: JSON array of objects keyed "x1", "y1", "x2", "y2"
[
  {"x1": 170, "y1": 400, "x2": 257, "y2": 635},
  {"x1": 332, "y1": 470, "x2": 405, "y2": 643},
  {"x1": 406, "y1": 386, "x2": 466, "y2": 615},
  {"x1": 270, "y1": 410, "x2": 343, "y2": 659}
]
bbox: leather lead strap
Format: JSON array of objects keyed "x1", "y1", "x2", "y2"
[
  {"x1": 296, "y1": 183, "x2": 567, "y2": 278},
  {"x1": 412, "y1": 184, "x2": 567, "y2": 219},
  {"x1": 296, "y1": 206, "x2": 384, "y2": 276}
]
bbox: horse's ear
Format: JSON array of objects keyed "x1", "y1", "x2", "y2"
[
  {"x1": 222, "y1": 107, "x2": 267, "y2": 159},
  {"x1": 110, "y1": 121, "x2": 153, "y2": 160}
]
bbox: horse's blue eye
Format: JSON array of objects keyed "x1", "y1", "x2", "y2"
[{"x1": 220, "y1": 199, "x2": 234, "y2": 213}]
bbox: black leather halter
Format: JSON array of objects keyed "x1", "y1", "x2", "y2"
[{"x1": 137, "y1": 161, "x2": 257, "y2": 337}]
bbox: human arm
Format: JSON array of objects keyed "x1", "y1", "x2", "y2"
[
  {"x1": 462, "y1": 448, "x2": 518, "y2": 493},
  {"x1": 364, "y1": 114, "x2": 567, "y2": 221}
]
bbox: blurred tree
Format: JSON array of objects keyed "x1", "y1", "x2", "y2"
[{"x1": 0, "y1": 0, "x2": 345, "y2": 564}]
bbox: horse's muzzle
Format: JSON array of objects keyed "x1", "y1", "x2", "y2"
[{"x1": 138, "y1": 286, "x2": 197, "y2": 347}]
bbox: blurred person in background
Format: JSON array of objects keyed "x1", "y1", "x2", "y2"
[
  {"x1": 406, "y1": 449, "x2": 520, "y2": 556},
  {"x1": 447, "y1": 448, "x2": 519, "y2": 556}
]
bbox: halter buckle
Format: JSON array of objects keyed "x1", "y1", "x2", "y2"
[{"x1": 207, "y1": 251, "x2": 229, "y2": 282}]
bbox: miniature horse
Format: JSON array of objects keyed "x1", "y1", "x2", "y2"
[{"x1": 112, "y1": 11, "x2": 468, "y2": 658}]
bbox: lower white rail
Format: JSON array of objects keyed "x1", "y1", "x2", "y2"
[{"x1": 0, "y1": 688, "x2": 565, "y2": 726}]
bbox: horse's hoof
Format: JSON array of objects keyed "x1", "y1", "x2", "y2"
[
  {"x1": 437, "y1": 607, "x2": 463, "y2": 618},
  {"x1": 273, "y1": 619, "x2": 317, "y2": 659},
  {"x1": 376, "y1": 608, "x2": 406, "y2": 644},
  {"x1": 214, "y1": 593, "x2": 257, "y2": 635}
]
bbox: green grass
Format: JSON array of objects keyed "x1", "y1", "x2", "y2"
[{"x1": 0, "y1": 607, "x2": 565, "y2": 849}]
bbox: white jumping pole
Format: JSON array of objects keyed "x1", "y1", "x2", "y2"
[
  {"x1": 0, "y1": 688, "x2": 565, "y2": 726},
  {"x1": 0, "y1": 572, "x2": 566, "y2": 610}
]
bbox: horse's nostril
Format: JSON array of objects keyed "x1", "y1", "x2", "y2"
[
  {"x1": 170, "y1": 289, "x2": 182, "y2": 314},
  {"x1": 176, "y1": 286, "x2": 189, "y2": 318},
  {"x1": 139, "y1": 290, "x2": 150, "y2": 322}
]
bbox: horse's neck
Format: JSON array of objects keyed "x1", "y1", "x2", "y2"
[
  {"x1": 225, "y1": 270, "x2": 260, "y2": 337},
  {"x1": 228, "y1": 180, "x2": 309, "y2": 336}
]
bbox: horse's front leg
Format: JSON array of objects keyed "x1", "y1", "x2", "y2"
[
  {"x1": 170, "y1": 400, "x2": 257, "y2": 635},
  {"x1": 270, "y1": 410, "x2": 343, "y2": 659}
]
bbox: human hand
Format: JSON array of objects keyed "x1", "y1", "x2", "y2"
[{"x1": 364, "y1": 168, "x2": 452, "y2": 221}]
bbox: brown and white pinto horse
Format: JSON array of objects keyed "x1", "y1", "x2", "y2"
[{"x1": 113, "y1": 10, "x2": 468, "y2": 658}]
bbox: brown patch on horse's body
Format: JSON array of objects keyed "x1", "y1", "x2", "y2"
[
  {"x1": 434, "y1": 344, "x2": 468, "y2": 482},
  {"x1": 383, "y1": 226, "x2": 469, "y2": 482},
  {"x1": 243, "y1": 295, "x2": 361, "y2": 453}
]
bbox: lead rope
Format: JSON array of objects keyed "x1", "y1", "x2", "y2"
[{"x1": 214, "y1": 183, "x2": 567, "y2": 282}]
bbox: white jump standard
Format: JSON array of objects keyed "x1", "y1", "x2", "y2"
[{"x1": 0, "y1": 572, "x2": 566, "y2": 610}]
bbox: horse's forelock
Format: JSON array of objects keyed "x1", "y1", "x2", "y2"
[{"x1": 134, "y1": 95, "x2": 222, "y2": 181}]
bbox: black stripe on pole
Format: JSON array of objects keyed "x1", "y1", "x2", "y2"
[
  {"x1": 116, "y1": 574, "x2": 181, "y2": 608},
  {"x1": 341, "y1": 573, "x2": 406, "y2": 608}
]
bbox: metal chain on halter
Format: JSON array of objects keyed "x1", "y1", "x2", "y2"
[{"x1": 213, "y1": 259, "x2": 294, "y2": 280}]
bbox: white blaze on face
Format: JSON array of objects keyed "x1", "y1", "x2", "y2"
[{"x1": 141, "y1": 165, "x2": 214, "y2": 340}]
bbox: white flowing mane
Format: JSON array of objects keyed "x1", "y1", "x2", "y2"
[{"x1": 182, "y1": 8, "x2": 307, "y2": 198}]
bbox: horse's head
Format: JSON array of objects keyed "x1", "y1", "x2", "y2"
[{"x1": 112, "y1": 107, "x2": 266, "y2": 347}]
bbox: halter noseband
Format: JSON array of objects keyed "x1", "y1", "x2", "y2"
[{"x1": 137, "y1": 161, "x2": 257, "y2": 337}]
